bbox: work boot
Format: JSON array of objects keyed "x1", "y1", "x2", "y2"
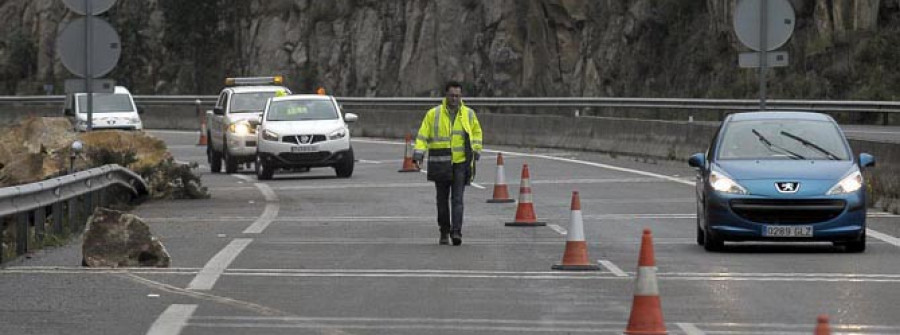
[
  {"x1": 439, "y1": 233, "x2": 450, "y2": 245},
  {"x1": 451, "y1": 230, "x2": 462, "y2": 246}
]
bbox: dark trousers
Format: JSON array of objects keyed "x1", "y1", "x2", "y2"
[{"x1": 435, "y1": 163, "x2": 468, "y2": 234}]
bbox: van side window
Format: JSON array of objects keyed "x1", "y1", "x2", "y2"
[{"x1": 216, "y1": 92, "x2": 227, "y2": 109}]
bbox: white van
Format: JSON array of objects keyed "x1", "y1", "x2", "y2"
[{"x1": 64, "y1": 86, "x2": 143, "y2": 131}]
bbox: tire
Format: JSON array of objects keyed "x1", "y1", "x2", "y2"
[
  {"x1": 702, "y1": 208, "x2": 724, "y2": 252},
  {"x1": 208, "y1": 140, "x2": 222, "y2": 173},
  {"x1": 255, "y1": 153, "x2": 274, "y2": 180},
  {"x1": 224, "y1": 140, "x2": 238, "y2": 174},
  {"x1": 842, "y1": 231, "x2": 866, "y2": 253},
  {"x1": 334, "y1": 148, "x2": 354, "y2": 178},
  {"x1": 696, "y1": 202, "x2": 705, "y2": 246}
]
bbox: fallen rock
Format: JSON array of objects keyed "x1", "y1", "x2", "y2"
[{"x1": 82, "y1": 208, "x2": 170, "y2": 268}]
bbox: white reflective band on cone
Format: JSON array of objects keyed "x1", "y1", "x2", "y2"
[
  {"x1": 567, "y1": 210, "x2": 584, "y2": 241},
  {"x1": 634, "y1": 266, "x2": 659, "y2": 295},
  {"x1": 519, "y1": 192, "x2": 533, "y2": 203}
]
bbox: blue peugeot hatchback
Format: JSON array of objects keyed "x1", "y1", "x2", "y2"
[{"x1": 689, "y1": 112, "x2": 875, "y2": 252}]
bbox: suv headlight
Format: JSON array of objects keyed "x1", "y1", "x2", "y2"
[
  {"x1": 263, "y1": 129, "x2": 279, "y2": 141},
  {"x1": 710, "y1": 171, "x2": 747, "y2": 194},
  {"x1": 827, "y1": 171, "x2": 863, "y2": 195},
  {"x1": 229, "y1": 121, "x2": 252, "y2": 135},
  {"x1": 328, "y1": 128, "x2": 347, "y2": 140}
]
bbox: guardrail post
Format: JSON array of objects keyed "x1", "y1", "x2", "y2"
[
  {"x1": 35, "y1": 206, "x2": 46, "y2": 245},
  {"x1": 83, "y1": 193, "x2": 93, "y2": 229},
  {"x1": 68, "y1": 198, "x2": 77, "y2": 234},
  {"x1": 52, "y1": 202, "x2": 63, "y2": 235},
  {"x1": 16, "y1": 212, "x2": 27, "y2": 255}
]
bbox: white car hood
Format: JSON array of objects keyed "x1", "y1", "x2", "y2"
[
  {"x1": 263, "y1": 119, "x2": 345, "y2": 136},
  {"x1": 78, "y1": 112, "x2": 139, "y2": 121}
]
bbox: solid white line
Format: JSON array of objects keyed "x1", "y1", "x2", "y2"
[
  {"x1": 254, "y1": 183, "x2": 278, "y2": 202},
  {"x1": 146, "y1": 304, "x2": 197, "y2": 335},
  {"x1": 675, "y1": 322, "x2": 706, "y2": 335},
  {"x1": 188, "y1": 238, "x2": 253, "y2": 290},
  {"x1": 597, "y1": 260, "x2": 628, "y2": 277},
  {"x1": 470, "y1": 182, "x2": 486, "y2": 189},
  {"x1": 357, "y1": 159, "x2": 382, "y2": 164},
  {"x1": 547, "y1": 224, "x2": 567, "y2": 235},
  {"x1": 867, "y1": 228, "x2": 900, "y2": 247},
  {"x1": 230, "y1": 174, "x2": 255, "y2": 182},
  {"x1": 243, "y1": 204, "x2": 279, "y2": 234}
]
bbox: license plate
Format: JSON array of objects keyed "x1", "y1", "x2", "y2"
[
  {"x1": 291, "y1": 146, "x2": 317, "y2": 153},
  {"x1": 764, "y1": 225, "x2": 813, "y2": 237}
]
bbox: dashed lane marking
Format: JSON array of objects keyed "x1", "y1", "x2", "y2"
[
  {"x1": 597, "y1": 260, "x2": 628, "y2": 277},
  {"x1": 146, "y1": 304, "x2": 197, "y2": 335},
  {"x1": 547, "y1": 224, "x2": 567, "y2": 235},
  {"x1": 187, "y1": 238, "x2": 253, "y2": 290},
  {"x1": 675, "y1": 323, "x2": 706, "y2": 335}
]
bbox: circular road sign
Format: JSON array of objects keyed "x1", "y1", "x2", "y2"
[
  {"x1": 733, "y1": 0, "x2": 796, "y2": 52},
  {"x1": 61, "y1": 0, "x2": 117, "y2": 16},
  {"x1": 57, "y1": 16, "x2": 121, "y2": 78}
]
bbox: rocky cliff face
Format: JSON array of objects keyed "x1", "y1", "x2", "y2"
[{"x1": 1, "y1": 0, "x2": 899, "y2": 100}]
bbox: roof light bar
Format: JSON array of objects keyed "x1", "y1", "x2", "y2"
[{"x1": 225, "y1": 76, "x2": 284, "y2": 86}]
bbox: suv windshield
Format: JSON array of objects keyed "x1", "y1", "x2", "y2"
[
  {"x1": 231, "y1": 92, "x2": 278, "y2": 113},
  {"x1": 77, "y1": 94, "x2": 134, "y2": 113},
  {"x1": 717, "y1": 119, "x2": 850, "y2": 160},
  {"x1": 267, "y1": 100, "x2": 338, "y2": 121}
]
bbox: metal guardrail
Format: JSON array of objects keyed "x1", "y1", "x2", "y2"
[
  {"x1": 1, "y1": 95, "x2": 900, "y2": 113},
  {"x1": 0, "y1": 165, "x2": 148, "y2": 263}
]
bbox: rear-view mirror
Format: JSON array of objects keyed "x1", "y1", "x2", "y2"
[
  {"x1": 688, "y1": 153, "x2": 706, "y2": 168},
  {"x1": 859, "y1": 153, "x2": 875, "y2": 168},
  {"x1": 344, "y1": 113, "x2": 358, "y2": 123},
  {"x1": 213, "y1": 107, "x2": 224, "y2": 115}
]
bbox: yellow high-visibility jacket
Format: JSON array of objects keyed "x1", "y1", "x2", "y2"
[{"x1": 413, "y1": 99, "x2": 483, "y2": 181}]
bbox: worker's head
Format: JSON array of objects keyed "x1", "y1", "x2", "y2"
[
  {"x1": 444, "y1": 81, "x2": 462, "y2": 110},
  {"x1": 316, "y1": 87, "x2": 326, "y2": 95}
]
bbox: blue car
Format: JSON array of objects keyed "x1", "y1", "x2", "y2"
[{"x1": 689, "y1": 111, "x2": 875, "y2": 252}]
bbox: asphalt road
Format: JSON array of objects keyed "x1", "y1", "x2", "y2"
[{"x1": 2, "y1": 130, "x2": 900, "y2": 335}]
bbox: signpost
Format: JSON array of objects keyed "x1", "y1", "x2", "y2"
[
  {"x1": 733, "y1": 0, "x2": 795, "y2": 110},
  {"x1": 56, "y1": 0, "x2": 119, "y2": 131}
]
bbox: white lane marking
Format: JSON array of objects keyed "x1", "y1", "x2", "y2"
[
  {"x1": 867, "y1": 229, "x2": 900, "y2": 247},
  {"x1": 187, "y1": 239, "x2": 253, "y2": 290},
  {"x1": 675, "y1": 323, "x2": 706, "y2": 335},
  {"x1": 597, "y1": 260, "x2": 628, "y2": 277},
  {"x1": 243, "y1": 204, "x2": 279, "y2": 234},
  {"x1": 357, "y1": 159, "x2": 382, "y2": 164},
  {"x1": 146, "y1": 304, "x2": 197, "y2": 335},
  {"x1": 230, "y1": 174, "x2": 255, "y2": 182},
  {"x1": 547, "y1": 224, "x2": 567, "y2": 235},
  {"x1": 188, "y1": 322, "x2": 623, "y2": 333},
  {"x1": 470, "y1": 182, "x2": 486, "y2": 189},
  {"x1": 254, "y1": 183, "x2": 278, "y2": 202}
]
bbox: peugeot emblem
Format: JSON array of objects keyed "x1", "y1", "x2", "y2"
[
  {"x1": 299, "y1": 135, "x2": 311, "y2": 144},
  {"x1": 775, "y1": 182, "x2": 799, "y2": 193}
]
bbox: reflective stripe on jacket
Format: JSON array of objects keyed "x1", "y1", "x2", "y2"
[{"x1": 413, "y1": 99, "x2": 483, "y2": 164}]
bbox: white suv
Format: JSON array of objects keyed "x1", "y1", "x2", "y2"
[{"x1": 255, "y1": 95, "x2": 358, "y2": 180}]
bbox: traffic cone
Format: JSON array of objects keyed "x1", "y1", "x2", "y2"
[
  {"x1": 624, "y1": 229, "x2": 667, "y2": 335},
  {"x1": 505, "y1": 164, "x2": 546, "y2": 226},
  {"x1": 552, "y1": 191, "x2": 600, "y2": 271},
  {"x1": 487, "y1": 153, "x2": 515, "y2": 203},
  {"x1": 814, "y1": 315, "x2": 830, "y2": 335},
  {"x1": 398, "y1": 133, "x2": 420, "y2": 172},
  {"x1": 197, "y1": 117, "x2": 208, "y2": 146}
]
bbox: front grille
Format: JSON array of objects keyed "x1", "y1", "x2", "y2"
[
  {"x1": 278, "y1": 152, "x2": 330, "y2": 163},
  {"x1": 282, "y1": 135, "x2": 326, "y2": 144},
  {"x1": 730, "y1": 199, "x2": 846, "y2": 224}
]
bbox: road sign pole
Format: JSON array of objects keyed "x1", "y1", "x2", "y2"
[
  {"x1": 759, "y1": 0, "x2": 768, "y2": 111},
  {"x1": 85, "y1": 0, "x2": 94, "y2": 131}
]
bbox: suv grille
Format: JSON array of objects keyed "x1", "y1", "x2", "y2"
[
  {"x1": 278, "y1": 152, "x2": 330, "y2": 163},
  {"x1": 730, "y1": 199, "x2": 846, "y2": 224},
  {"x1": 282, "y1": 135, "x2": 326, "y2": 144}
]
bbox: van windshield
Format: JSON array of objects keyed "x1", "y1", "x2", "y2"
[
  {"x1": 231, "y1": 92, "x2": 279, "y2": 113},
  {"x1": 77, "y1": 94, "x2": 135, "y2": 113}
]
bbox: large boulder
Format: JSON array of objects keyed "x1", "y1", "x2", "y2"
[{"x1": 82, "y1": 208, "x2": 170, "y2": 268}]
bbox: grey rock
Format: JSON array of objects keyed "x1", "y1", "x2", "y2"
[{"x1": 82, "y1": 208, "x2": 170, "y2": 268}]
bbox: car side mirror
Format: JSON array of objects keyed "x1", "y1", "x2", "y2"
[
  {"x1": 137, "y1": 108, "x2": 145, "y2": 115},
  {"x1": 213, "y1": 107, "x2": 224, "y2": 115},
  {"x1": 688, "y1": 153, "x2": 706, "y2": 168},
  {"x1": 859, "y1": 153, "x2": 875, "y2": 168},
  {"x1": 64, "y1": 108, "x2": 74, "y2": 116},
  {"x1": 344, "y1": 113, "x2": 358, "y2": 123}
]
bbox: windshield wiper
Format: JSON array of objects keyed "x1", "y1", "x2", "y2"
[
  {"x1": 779, "y1": 131, "x2": 840, "y2": 160},
  {"x1": 751, "y1": 129, "x2": 804, "y2": 159}
]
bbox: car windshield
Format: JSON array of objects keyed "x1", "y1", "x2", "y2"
[
  {"x1": 267, "y1": 100, "x2": 338, "y2": 121},
  {"x1": 717, "y1": 119, "x2": 850, "y2": 160},
  {"x1": 76, "y1": 94, "x2": 134, "y2": 113},
  {"x1": 231, "y1": 92, "x2": 278, "y2": 113}
]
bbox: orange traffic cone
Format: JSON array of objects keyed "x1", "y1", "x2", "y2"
[
  {"x1": 552, "y1": 191, "x2": 600, "y2": 271},
  {"x1": 487, "y1": 153, "x2": 515, "y2": 203},
  {"x1": 398, "y1": 134, "x2": 420, "y2": 172},
  {"x1": 814, "y1": 315, "x2": 830, "y2": 335},
  {"x1": 197, "y1": 116, "x2": 208, "y2": 146},
  {"x1": 624, "y1": 229, "x2": 667, "y2": 335},
  {"x1": 505, "y1": 164, "x2": 546, "y2": 226}
]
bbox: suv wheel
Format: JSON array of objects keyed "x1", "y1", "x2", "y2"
[
  {"x1": 224, "y1": 141, "x2": 238, "y2": 174},
  {"x1": 334, "y1": 148, "x2": 354, "y2": 178},
  {"x1": 208, "y1": 141, "x2": 222, "y2": 173},
  {"x1": 255, "y1": 153, "x2": 274, "y2": 180}
]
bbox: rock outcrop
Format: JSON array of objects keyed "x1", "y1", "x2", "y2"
[{"x1": 82, "y1": 208, "x2": 170, "y2": 268}]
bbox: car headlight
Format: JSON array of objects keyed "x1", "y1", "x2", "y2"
[
  {"x1": 263, "y1": 129, "x2": 279, "y2": 141},
  {"x1": 710, "y1": 171, "x2": 747, "y2": 194},
  {"x1": 229, "y1": 121, "x2": 252, "y2": 136},
  {"x1": 827, "y1": 171, "x2": 863, "y2": 195},
  {"x1": 328, "y1": 128, "x2": 347, "y2": 140}
]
